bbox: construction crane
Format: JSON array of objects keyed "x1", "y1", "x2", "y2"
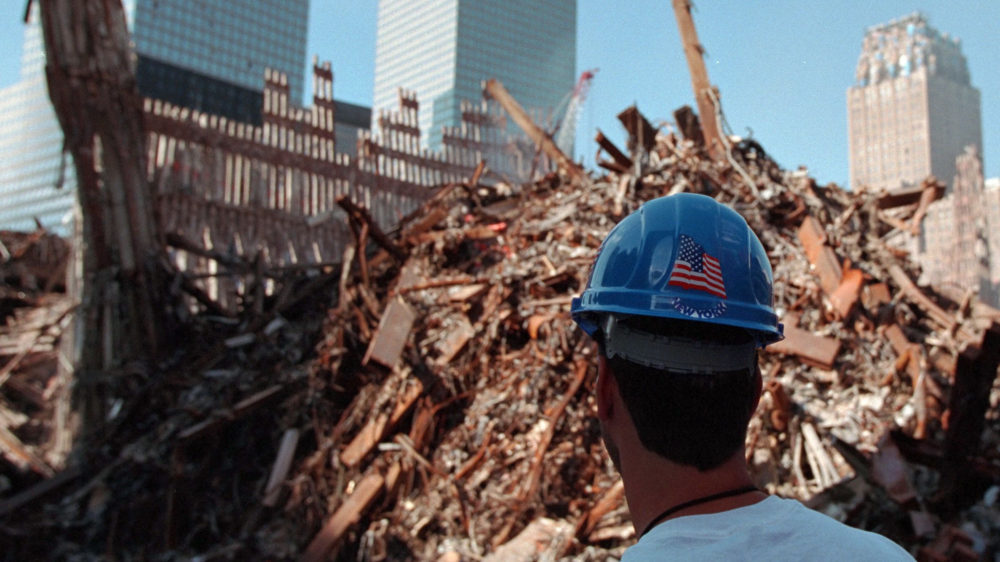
[{"x1": 551, "y1": 69, "x2": 597, "y2": 156}]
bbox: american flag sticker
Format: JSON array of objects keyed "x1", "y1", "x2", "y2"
[{"x1": 667, "y1": 234, "x2": 727, "y2": 298}]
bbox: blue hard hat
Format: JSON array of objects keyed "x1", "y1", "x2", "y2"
[{"x1": 571, "y1": 193, "x2": 782, "y2": 346}]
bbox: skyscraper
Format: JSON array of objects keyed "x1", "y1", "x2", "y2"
[
  {"x1": 0, "y1": 3, "x2": 76, "y2": 232},
  {"x1": 129, "y1": 0, "x2": 309, "y2": 124},
  {"x1": 847, "y1": 14, "x2": 995, "y2": 304},
  {"x1": 847, "y1": 13, "x2": 982, "y2": 193},
  {"x1": 373, "y1": 0, "x2": 576, "y2": 152},
  {"x1": 0, "y1": 1, "x2": 311, "y2": 233}
]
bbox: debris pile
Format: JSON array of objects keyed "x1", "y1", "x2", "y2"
[{"x1": 2, "y1": 106, "x2": 999, "y2": 561}]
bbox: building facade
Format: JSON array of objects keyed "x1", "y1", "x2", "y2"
[
  {"x1": 333, "y1": 100, "x2": 372, "y2": 158},
  {"x1": 920, "y1": 147, "x2": 993, "y2": 301},
  {"x1": 129, "y1": 0, "x2": 309, "y2": 124},
  {"x1": 373, "y1": 0, "x2": 576, "y2": 152},
  {"x1": 847, "y1": 13, "x2": 982, "y2": 193},
  {"x1": 1, "y1": 1, "x2": 380, "y2": 234},
  {"x1": 847, "y1": 13, "x2": 997, "y2": 305},
  {"x1": 984, "y1": 177, "x2": 1000, "y2": 304},
  {"x1": 0, "y1": 3, "x2": 77, "y2": 232}
]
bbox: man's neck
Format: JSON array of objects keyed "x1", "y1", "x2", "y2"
[{"x1": 620, "y1": 448, "x2": 766, "y2": 537}]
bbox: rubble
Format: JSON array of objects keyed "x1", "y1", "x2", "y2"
[{"x1": 2, "y1": 102, "x2": 1000, "y2": 561}]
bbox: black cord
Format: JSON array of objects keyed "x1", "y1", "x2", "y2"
[{"x1": 639, "y1": 485, "x2": 760, "y2": 538}]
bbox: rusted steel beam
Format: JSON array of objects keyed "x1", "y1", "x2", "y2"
[
  {"x1": 594, "y1": 129, "x2": 633, "y2": 171},
  {"x1": 767, "y1": 317, "x2": 841, "y2": 369},
  {"x1": 164, "y1": 232, "x2": 249, "y2": 271},
  {"x1": 797, "y1": 216, "x2": 843, "y2": 297},
  {"x1": 875, "y1": 178, "x2": 945, "y2": 210},
  {"x1": 340, "y1": 377, "x2": 423, "y2": 467},
  {"x1": 888, "y1": 265, "x2": 965, "y2": 336},
  {"x1": 617, "y1": 106, "x2": 656, "y2": 154},
  {"x1": 671, "y1": 0, "x2": 724, "y2": 160},
  {"x1": 336, "y1": 196, "x2": 407, "y2": 263},
  {"x1": 673, "y1": 105, "x2": 705, "y2": 147},
  {"x1": 483, "y1": 78, "x2": 585, "y2": 182},
  {"x1": 302, "y1": 471, "x2": 385, "y2": 562}
]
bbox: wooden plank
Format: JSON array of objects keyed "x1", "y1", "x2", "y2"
[{"x1": 301, "y1": 471, "x2": 385, "y2": 562}]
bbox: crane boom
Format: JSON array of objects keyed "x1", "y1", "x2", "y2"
[{"x1": 555, "y1": 69, "x2": 597, "y2": 156}]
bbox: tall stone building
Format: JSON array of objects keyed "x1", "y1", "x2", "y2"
[
  {"x1": 372, "y1": 0, "x2": 577, "y2": 152},
  {"x1": 847, "y1": 13, "x2": 996, "y2": 305},
  {"x1": 847, "y1": 13, "x2": 982, "y2": 193}
]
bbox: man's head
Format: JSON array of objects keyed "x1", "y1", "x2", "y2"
[
  {"x1": 571, "y1": 193, "x2": 780, "y2": 472},
  {"x1": 595, "y1": 314, "x2": 762, "y2": 472}
]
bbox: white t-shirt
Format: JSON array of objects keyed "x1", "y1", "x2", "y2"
[{"x1": 623, "y1": 495, "x2": 914, "y2": 561}]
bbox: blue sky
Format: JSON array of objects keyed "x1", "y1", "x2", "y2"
[{"x1": 3, "y1": 1, "x2": 998, "y2": 187}]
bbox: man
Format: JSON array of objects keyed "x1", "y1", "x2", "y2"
[{"x1": 571, "y1": 193, "x2": 913, "y2": 560}]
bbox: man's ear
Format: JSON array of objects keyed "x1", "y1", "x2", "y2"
[{"x1": 597, "y1": 355, "x2": 616, "y2": 421}]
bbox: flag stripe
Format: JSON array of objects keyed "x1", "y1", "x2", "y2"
[
  {"x1": 667, "y1": 234, "x2": 727, "y2": 299},
  {"x1": 670, "y1": 267, "x2": 726, "y2": 292},
  {"x1": 671, "y1": 262, "x2": 725, "y2": 288}
]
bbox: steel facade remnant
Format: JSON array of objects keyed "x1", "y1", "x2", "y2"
[{"x1": 144, "y1": 62, "x2": 547, "y2": 311}]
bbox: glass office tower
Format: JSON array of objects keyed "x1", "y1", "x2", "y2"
[
  {"x1": 0, "y1": 4, "x2": 76, "y2": 233},
  {"x1": 0, "y1": 1, "x2": 310, "y2": 233},
  {"x1": 373, "y1": 0, "x2": 576, "y2": 151},
  {"x1": 130, "y1": 0, "x2": 309, "y2": 124}
]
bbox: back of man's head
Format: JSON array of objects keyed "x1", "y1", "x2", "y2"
[
  {"x1": 572, "y1": 193, "x2": 780, "y2": 470},
  {"x1": 598, "y1": 315, "x2": 760, "y2": 471}
]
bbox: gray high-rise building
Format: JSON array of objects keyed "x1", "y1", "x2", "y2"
[
  {"x1": 373, "y1": 0, "x2": 577, "y2": 152},
  {"x1": 0, "y1": 1, "x2": 311, "y2": 233},
  {"x1": 847, "y1": 13, "x2": 982, "y2": 193}
]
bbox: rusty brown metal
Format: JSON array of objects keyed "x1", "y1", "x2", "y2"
[
  {"x1": 671, "y1": 0, "x2": 724, "y2": 160},
  {"x1": 594, "y1": 129, "x2": 633, "y2": 172},
  {"x1": 617, "y1": 105, "x2": 657, "y2": 154},
  {"x1": 767, "y1": 316, "x2": 841, "y2": 369},
  {"x1": 797, "y1": 216, "x2": 843, "y2": 296},
  {"x1": 483, "y1": 78, "x2": 585, "y2": 183}
]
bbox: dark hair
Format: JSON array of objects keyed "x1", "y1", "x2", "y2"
[{"x1": 599, "y1": 317, "x2": 760, "y2": 471}]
